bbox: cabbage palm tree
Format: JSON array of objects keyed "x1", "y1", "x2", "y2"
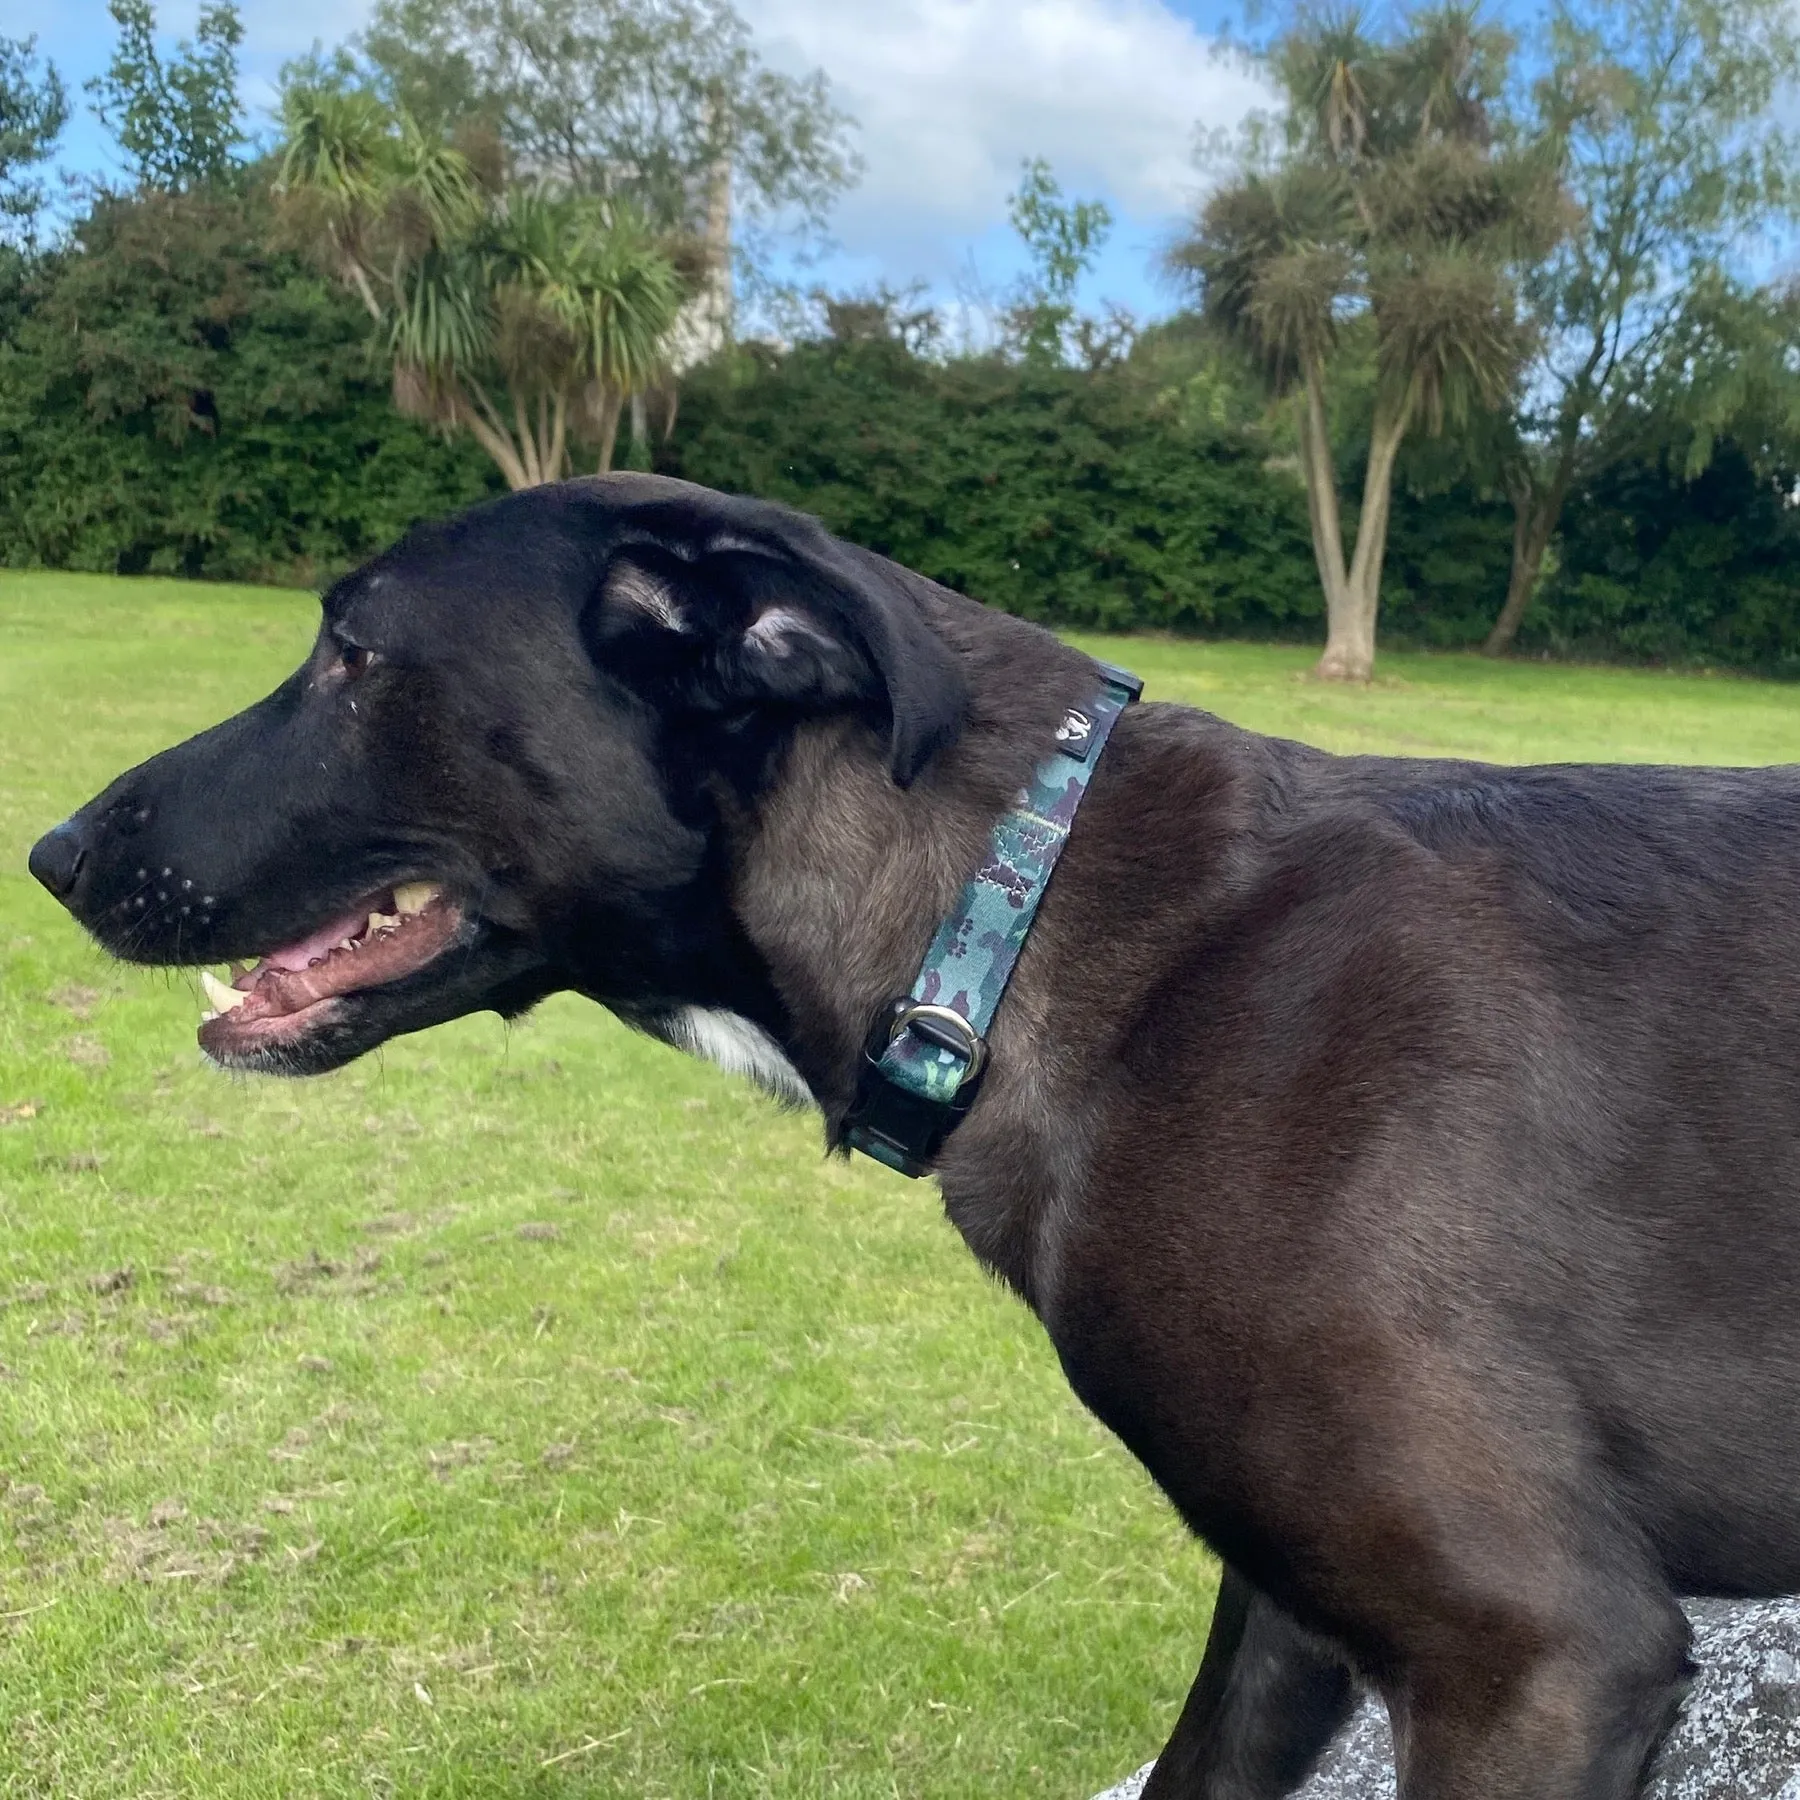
[
  {"x1": 1171, "y1": 4, "x2": 1563, "y2": 680},
  {"x1": 277, "y1": 88, "x2": 484, "y2": 323},
  {"x1": 277, "y1": 86, "x2": 686, "y2": 488},
  {"x1": 387, "y1": 187, "x2": 685, "y2": 485}
]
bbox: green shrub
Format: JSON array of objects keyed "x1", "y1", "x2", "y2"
[
  {"x1": 1378, "y1": 483, "x2": 1517, "y2": 649},
  {"x1": 5, "y1": 203, "x2": 1794, "y2": 678},
  {"x1": 659, "y1": 335, "x2": 1327, "y2": 636},
  {"x1": 1527, "y1": 445, "x2": 1800, "y2": 674},
  {"x1": 0, "y1": 182, "x2": 499, "y2": 585},
  {"x1": 662, "y1": 332, "x2": 1800, "y2": 674}
]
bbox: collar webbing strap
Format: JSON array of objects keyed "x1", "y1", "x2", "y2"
[{"x1": 845, "y1": 661, "x2": 1142, "y2": 1176}]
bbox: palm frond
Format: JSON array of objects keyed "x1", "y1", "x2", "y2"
[
  {"x1": 481, "y1": 189, "x2": 686, "y2": 402},
  {"x1": 1390, "y1": 4, "x2": 1511, "y2": 146},
  {"x1": 1372, "y1": 243, "x2": 1525, "y2": 431},
  {"x1": 279, "y1": 96, "x2": 685, "y2": 479},
  {"x1": 1170, "y1": 166, "x2": 1357, "y2": 389},
  {"x1": 1277, "y1": 7, "x2": 1382, "y2": 158},
  {"x1": 388, "y1": 245, "x2": 492, "y2": 383},
  {"x1": 390, "y1": 114, "x2": 485, "y2": 252},
  {"x1": 276, "y1": 86, "x2": 393, "y2": 214},
  {"x1": 274, "y1": 86, "x2": 397, "y2": 285}
]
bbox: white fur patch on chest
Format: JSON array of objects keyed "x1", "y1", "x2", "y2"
[{"x1": 664, "y1": 1007, "x2": 814, "y2": 1108}]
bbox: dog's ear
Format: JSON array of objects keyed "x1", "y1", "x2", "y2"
[{"x1": 587, "y1": 502, "x2": 968, "y2": 786}]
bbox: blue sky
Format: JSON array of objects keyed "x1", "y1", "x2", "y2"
[{"x1": 17, "y1": 0, "x2": 1274, "y2": 323}]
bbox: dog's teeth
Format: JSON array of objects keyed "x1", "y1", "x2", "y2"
[
  {"x1": 201, "y1": 970, "x2": 248, "y2": 1014},
  {"x1": 338, "y1": 938, "x2": 356, "y2": 952},
  {"x1": 393, "y1": 882, "x2": 439, "y2": 916},
  {"x1": 368, "y1": 911, "x2": 399, "y2": 935}
]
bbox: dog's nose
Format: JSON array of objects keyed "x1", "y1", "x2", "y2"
[{"x1": 28, "y1": 820, "x2": 90, "y2": 903}]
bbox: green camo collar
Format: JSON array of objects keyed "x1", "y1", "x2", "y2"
[{"x1": 843, "y1": 661, "x2": 1142, "y2": 1177}]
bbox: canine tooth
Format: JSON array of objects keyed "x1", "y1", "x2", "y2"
[
  {"x1": 368, "y1": 911, "x2": 399, "y2": 935},
  {"x1": 393, "y1": 882, "x2": 439, "y2": 916},
  {"x1": 201, "y1": 970, "x2": 248, "y2": 1014}
]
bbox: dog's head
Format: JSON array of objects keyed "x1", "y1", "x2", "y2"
[{"x1": 27, "y1": 476, "x2": 969, "y2": 1075}]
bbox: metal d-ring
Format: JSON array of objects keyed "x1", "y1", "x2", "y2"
[{"x1": 888, "y1": 1001, "x2": 988, "y2": 1082}]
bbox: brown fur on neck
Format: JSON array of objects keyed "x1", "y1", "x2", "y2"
[{"x1": 726, "y1": 584, "x2": 1105, "y2": 1294}]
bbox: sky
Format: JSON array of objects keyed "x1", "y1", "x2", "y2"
[{"x1": 15, "y1": 0, "x2": 1275, "y2": 324}]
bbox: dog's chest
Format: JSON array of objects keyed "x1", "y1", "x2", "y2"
[{"x1": 664, "y1": 1006, "x2": 814, "y2": 1108}]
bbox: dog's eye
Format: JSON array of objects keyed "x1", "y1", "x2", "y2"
[{"x1": 338, "y1": 643, "x2": 376, "y2": 679}]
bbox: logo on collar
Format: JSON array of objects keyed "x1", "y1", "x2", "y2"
[{"x1": 1055, "y1": 706, "x2": 1096, "y2": 759}]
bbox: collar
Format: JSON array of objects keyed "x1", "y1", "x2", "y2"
[{"x1": 843, "y1": 660, "x2": 1142, "y2": 1176}]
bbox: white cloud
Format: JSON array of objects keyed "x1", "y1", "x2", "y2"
[
  {"x1": 37, "y1": 0, "x2": 1269, "y2": 308},
  {"x1": 743, "y1": 0, "x2": 1270, "y2": 283}
]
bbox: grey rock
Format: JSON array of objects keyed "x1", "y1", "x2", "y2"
[{"x1": 1092, "y1": 1597, "x2": 1800, "y2": 1800}]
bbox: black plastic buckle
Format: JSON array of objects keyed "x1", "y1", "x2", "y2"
[{"x1": 842, "y1": 998, "x2": 989, "y2": 1178}]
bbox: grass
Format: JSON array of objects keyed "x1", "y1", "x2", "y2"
[{"x1": 3, "y1": 569, "x2": 1800, "y2": 1800}]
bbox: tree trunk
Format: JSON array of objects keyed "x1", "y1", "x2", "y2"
[
  {"x1": 629, "y1": 390, "x2": 648, "y2": 465},
  {"x1": 594, "y1": 386, "x2": 625, "y2": 474},
  {"x1": 1315, "y1": 589, "x2": 1374, "y2": 684},
  {"x1": 525, "y1": 390, "x2": 567, "y2": 485},
  {"x1": 454, "y1": 385, "x2": 533, "y2": 491},
  {"x1": 1348, "y1": 402, "x2": 1406, "y2": 615},
  {"x1": 1484, "y1": 454, "x2": 1574, "y2": 656},
  {"x1": 1486, "y1": 338, "x2": 1605, "y2": 657},
  {"x1": 513, "y1": 391, "x2": 544, "y2": 487},
  {"x1": 548, "y1": 390, "x2": 568, "y2": 484},
  {"x1": 1483, "y1": 495, "x2": 1544, "y2": 656},
  {"x1": 343, "y1": 253, "x2": 382, "y2": 324},
  {"x1": 1295, "y1": 366, "x2": 1367, "y2": 681},
  {"x1": 1319, "y1": 398, "x2": 1409, "y2": 681},
  {"x1": 463, "y1": 415, "x2": 533, "y2": 490}
]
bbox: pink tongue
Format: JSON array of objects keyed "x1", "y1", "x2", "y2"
[{"x1": 255, "y1": 903, "x2": 376, "y2": 976}]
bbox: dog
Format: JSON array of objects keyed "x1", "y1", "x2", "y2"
[{"x1": 29, "y1": 474, "x2": 1800, "y2": 1799}]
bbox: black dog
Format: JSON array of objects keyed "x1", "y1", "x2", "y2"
[{"x1": 30, "y1": 475, "x2": 1800, "y2": 1799}]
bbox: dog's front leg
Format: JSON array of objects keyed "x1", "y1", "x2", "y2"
[{"x1": 1140, "y1": 1565, "x2": 1357, "y2": 1800}]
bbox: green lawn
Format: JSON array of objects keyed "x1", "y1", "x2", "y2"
[{"x1": 3, "y1": 570, "x2": 1799, "y2": 1800}]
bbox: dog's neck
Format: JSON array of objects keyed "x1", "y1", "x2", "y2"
[{"x1": 723, "y1": 599, "x2": 1103, "y2": 1132}]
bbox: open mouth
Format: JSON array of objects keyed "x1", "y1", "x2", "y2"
[{"x1": 197, "y1": 881, "x2": 462, "y2": 1063}]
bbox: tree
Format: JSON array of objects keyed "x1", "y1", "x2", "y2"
[
  {"x1": 1643, "y1": 279, "x2": 1800, "y2": 491},
  {"x1": 277, "y1": 85, "x2": 687, "y2": 489},
  {"x1": 1482, "y1": 0, "x2": 1800, "y2": 655},
  {"x1": 1171, "y1": 4, "x2": 1565, "y2": 680},
  {"x1": 1005, "y1": 158, "x2": 1116, "y2": 364},
  {"x1": 87, "y1": 0, "x2": 245, "y2": 195},
  {"x1": 276, "y1": 82, "x2": 487, "y2": 328},
  {"x1": 0, "y1": 35, "x2": 69, "y2": 246},
  {"x1": 353, "y1": 0, "x2": 859, "y2": 325}
]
